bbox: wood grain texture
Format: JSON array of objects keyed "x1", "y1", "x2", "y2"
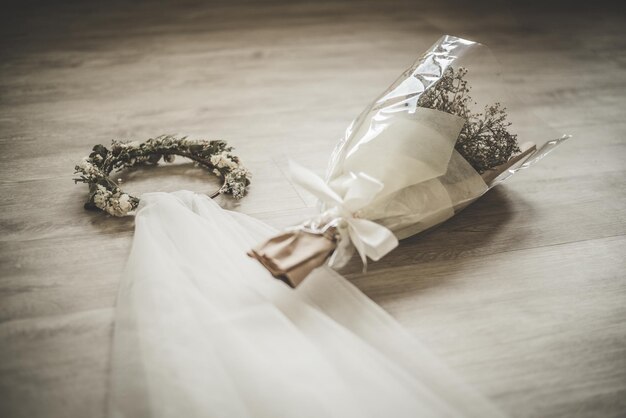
[{"x1": 0, "y1": 1, "x2": 624, "y2": 417}]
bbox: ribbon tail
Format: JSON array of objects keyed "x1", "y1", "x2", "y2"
[
  {"x1": 289, "y1": 160, "x2": 344, "y2": 207},
  {"x1": 347, "y1": 227, "x2": 369, "y2": 272},
  {"x1": 348, "y1": 218, "x2": 398, "y2": 262}
]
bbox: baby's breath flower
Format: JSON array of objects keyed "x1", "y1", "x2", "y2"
[{"x1": 418, "y1": 67, "x2": 520, "y2": 173}]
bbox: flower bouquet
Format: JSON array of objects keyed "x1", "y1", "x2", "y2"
[{"x1": 249, "y1": 35, "x2": 568, "y2": 287}]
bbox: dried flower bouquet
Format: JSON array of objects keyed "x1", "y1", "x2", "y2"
[{"x1": 249, "y1": 35, "x2": 568, "y2": 286}]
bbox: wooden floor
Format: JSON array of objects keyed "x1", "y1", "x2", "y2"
[{"x1": 0, "y1": 1, "x2": 624, "y2": 417}]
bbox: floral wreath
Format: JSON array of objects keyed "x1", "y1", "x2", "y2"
[{"x1": 74, "y1": 135, "x2": 251, "y2": 216}]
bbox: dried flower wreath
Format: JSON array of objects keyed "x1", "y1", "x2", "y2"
[{"x1": 74, "y1": 135, "x2": 251, "y2": 216}]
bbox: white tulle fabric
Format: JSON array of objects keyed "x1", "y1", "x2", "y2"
[{"x1": 108, "y1": 191, "x2": 504, "y2": 418}]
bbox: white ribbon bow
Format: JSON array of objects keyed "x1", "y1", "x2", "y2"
[{"x1": 289, "y1": 161, "x2": 398, "y2": 268}]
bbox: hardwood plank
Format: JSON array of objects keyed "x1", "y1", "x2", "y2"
[{"x1": 0, "y1": 1, "x2": 624, "y2": 417}]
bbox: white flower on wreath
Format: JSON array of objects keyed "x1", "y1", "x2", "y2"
[
  {"x1": 93, "y1": 185, "x2": 109, "y2": 210},
  {"x1": 92, "y1": 185, "x2": 133, "y2": 216},
  {"x1": 210, "y1": 151, "x2": 238, "y2": 169},
  {"x1": 78, "y1": 157, "x2": 99, "y2": 177},
  {"x1": 117, "y1": 194, "x2": 133, "y2": 214},
  {"x1": 117, "y1": 141, "x2": 140, "y2": 149},
  {"x1": 106, "y1": 195, "x2": 130, "y2": 217},
  {"x1": 222, "y1": 167, "x2": 250, "y2": 199}
]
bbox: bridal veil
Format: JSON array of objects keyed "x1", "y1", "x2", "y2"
[{"x1": 108, "y1": 191, "x2": 504, "y2": 418}]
